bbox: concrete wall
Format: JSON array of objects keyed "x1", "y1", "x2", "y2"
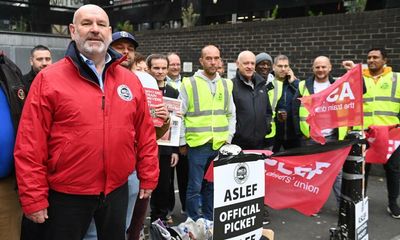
[
  {"x1": 0, "y1": 31, "x2": 69, "y2": 74},
  {"x1": 135, "y1": 8, "x2": 400, "y2": 79}
]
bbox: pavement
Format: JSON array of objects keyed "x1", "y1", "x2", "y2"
[{"x1": 145, "y1": 174, "x2": 400, "y2": 240}]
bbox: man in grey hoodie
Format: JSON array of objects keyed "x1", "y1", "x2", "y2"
[{"x1": 178, "y1": 45, "x2": 236, "y2": 221}]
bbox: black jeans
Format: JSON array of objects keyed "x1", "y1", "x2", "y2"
[
  {"x1": 169, "y1": 153, "x2": 188, "y2": 212},
  {"x1": 151, "y1": 154, "x2": 173, "y2": 222},
  {"x1": 365, "y1": 146, "x2": 400, "y2": 204},
  {"x1": 24, "y1": 182, "x2": 128, "y2": 240}
]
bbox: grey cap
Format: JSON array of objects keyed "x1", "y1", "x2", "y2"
[{"x1": 256, "y1": 52, "x2": 273, "y2": 66}]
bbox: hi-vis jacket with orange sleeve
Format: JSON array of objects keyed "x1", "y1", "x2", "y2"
[{"x1": 14, "y1": 42, "x2": 159, "y2": 214}]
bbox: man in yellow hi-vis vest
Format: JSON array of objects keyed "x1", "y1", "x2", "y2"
[
  {"x1": 343, "y1": 48, "x2": 400, "y2": 219},
  {"x1": 179, "y1": 45, "x2": 236, "y2": 221}
]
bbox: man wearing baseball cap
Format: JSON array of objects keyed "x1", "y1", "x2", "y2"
[
  {"x1": 84, "y1": 31, "x2": 168, "y2": 240},
  {"x1": 110, "y1": 31, "x2": 139, "y2": 69}
]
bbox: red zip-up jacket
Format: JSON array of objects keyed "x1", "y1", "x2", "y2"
[{"x1": 14, "y1": 42, "x2": 159, "y2": 214}]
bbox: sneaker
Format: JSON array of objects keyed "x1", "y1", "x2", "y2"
[
  {"x1": 262, "y1": 219, "x2": 270, "y2": 225},
  {"x1": 263, "y1": 206, "x2": 270, "y2": 225},
  {"x1": 138, "y1": 228, "x2": 145, "y2": 240},
  {"x1": 166, "y1": 215, "x2": 174, "y2": 225},
  {"x1": 387, "y1": 204, "x2": 400, "y2": 219}
]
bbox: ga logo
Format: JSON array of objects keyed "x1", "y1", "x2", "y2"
[{"x1": 117, "y1": 85, "x2": 133, "y2": 101}]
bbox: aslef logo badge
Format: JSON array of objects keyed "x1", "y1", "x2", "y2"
[
  {"x1": 117, "y1": 85, "x2": 133, "y2": 101},
  {"x1": 234, "y1": 162, "x2": 249, "y2": 184}
]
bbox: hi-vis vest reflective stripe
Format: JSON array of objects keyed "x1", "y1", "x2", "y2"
[
  {"x1": 362, "y1": 72, "x2": 400, "y2": 128},
  {"x1": 298, "y1": 81, "x2": 347, "y2": 140},
  {"x1": 184, "y1": 76, "x2": 233, "y2": 150},
  {"x1": 265, "y1": 79, "x2": 283, "y2": 138}
]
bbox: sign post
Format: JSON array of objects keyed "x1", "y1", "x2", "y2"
[{"x1": 335, "y1": 131, "x2": 368, "y2": 240}]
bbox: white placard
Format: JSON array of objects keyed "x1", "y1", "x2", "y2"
[
  {"x1": 227, "y1": 62, "x2": 237, "y2": 79},
  {"x1": 213, "y1": 157, "x2": 264, "y2": 240},
  {"x1": 183, "y1": 62, "x2": 193, "y2": 72},
  {"x1": 355, "y1": 197, "x2": 368, "y2": 240}
]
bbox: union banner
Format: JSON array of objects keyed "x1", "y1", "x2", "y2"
[{"x1": 299, "y1": 64, "x2": 364, "y2": 144}]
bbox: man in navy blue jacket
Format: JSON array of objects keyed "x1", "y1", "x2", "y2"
[{"x1": 272, "y1": 54, "x2": 301, "y2": 152}]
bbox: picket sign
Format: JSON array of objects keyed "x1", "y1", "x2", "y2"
[{"x1": 213, "y1": 150, "x2": 265, "y2": 240}]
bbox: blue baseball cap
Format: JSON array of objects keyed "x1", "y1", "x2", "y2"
[{"x1": 111, "y1": 31, "x2": 139, "y2": 49}]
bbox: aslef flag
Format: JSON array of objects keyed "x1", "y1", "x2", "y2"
[
  {"x1": 299, "y1": 64, "x2": 363, "y2": 144},
  {"x1": 265, "y1": 142, "x2": 352, "y2": 216},
  {"x1": 204, "y1": 143, "x2": 353, "y2": 216},
  {"x1": 366, "y1": 126, "x2": 400, "y2": 164}
]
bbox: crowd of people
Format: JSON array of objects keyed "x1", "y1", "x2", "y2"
[{"x1": 0, "y1": 3, "x2": 399, "y2": 240}]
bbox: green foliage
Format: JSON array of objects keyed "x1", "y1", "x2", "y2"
[
  {"x1": 116, "y1": 20, "x2": 133, "y2": 33},
  {"x1": 182, "y1": 3, "x2": 200, "y2": 27},
  {"x1": 308, "y1": 10, "x2": 323, "y2": 16},
  {"x1": 12, "y1": 16, "x2": 28, "y2": 32},
  {"x1": 343, "y1": 0, "x2": 367, "y2": 13},
  {"x1": 270, "y1": 5, "x2": 279, "y2": 19},
  {"x1": 51, "y1": 25, "x2": 69, "y2": 36},
  {"x1": 261, "y1": 5, "x2": 279, "y2": 21}
]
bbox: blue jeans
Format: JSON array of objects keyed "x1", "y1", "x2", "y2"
[
  {"x1": 83, "y1": 172, "x2": 139, "y2": 240},
  {"x1": 333, "y1": 170, "x2": 342, "y2": 207},
  {"x1": 186, "y1": 143, "x2": 217, "y2": 221}
]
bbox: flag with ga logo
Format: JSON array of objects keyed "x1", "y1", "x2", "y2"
[{"x1": 299, "y1": 64, "x2": 364, "y2": 144}]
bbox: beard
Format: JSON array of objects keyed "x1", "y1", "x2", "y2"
[{"x1": 75, "y1": 34, "x2": 111, "y2": 56}]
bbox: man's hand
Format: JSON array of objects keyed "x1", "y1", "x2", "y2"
[
  {"x1": 154, "y1": 103, "x2": 169, "y2": 122},
  {"x1": 26, "y1": 209, "x2": 48, "y2": 223},
  {"x1": 277, "y1": 110, "x2": 287, "y2": 122},
  {"x1": 287, "y1": 68, "x2": 297, "y2": 83},
  {"x1": 175, "y1": 111, "x2": 183, "y2": 118},
  {"x1": 342, "y1": 60, "x2": 356, "y2": 71},
  {"x1": 139, "y1": 189, "x2": 153, "y2": 199},
  {"x1": 170, "y1": 153, "x2": 179, "y2": 167},
  {"x1": 179, "y1": 145, "x2": 188, "y2": 156}
]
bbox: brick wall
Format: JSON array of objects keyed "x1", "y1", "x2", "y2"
[{"x1": 135, "y1": 8, "x2": 400, "y2": 79}]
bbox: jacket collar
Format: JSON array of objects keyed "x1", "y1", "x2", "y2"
[
  {"x1": 363, "y1": 66, "x2": 392, "y2": 78},
  {"x1": 236, "y1": 70, "x2": 265, "y2": 87},
  {"x1": 64, "y1": 41, "x2": 124, "y2": 84}
]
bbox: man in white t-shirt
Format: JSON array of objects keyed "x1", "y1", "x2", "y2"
[
  {"x1": 294, "y1": 56, "x2": 337, "y2": 141},
  {"x1": 293, "y1": 56, "x2": 342, "y2": 207}
]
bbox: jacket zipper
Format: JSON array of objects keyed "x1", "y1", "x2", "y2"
[
  {"x1": 283, "y1": 86, "x2": 288, "y2": 141},
  {"x1": 71, "y1": 60, "x2": 108, "y2": 196}
]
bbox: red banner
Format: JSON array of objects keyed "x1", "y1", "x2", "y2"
[
  {"x1": 366, "y1": 126, "x2": 400, "y2": 164},
  {"x1": 205, "y1": 147, "x2": 350, "y2": 216},
  {"x1": 300, "y1": 64, "x2": 364, "y2": 144},
  {"x1": 265, "y1": 146, "x2": 351, "y2": 216}
]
